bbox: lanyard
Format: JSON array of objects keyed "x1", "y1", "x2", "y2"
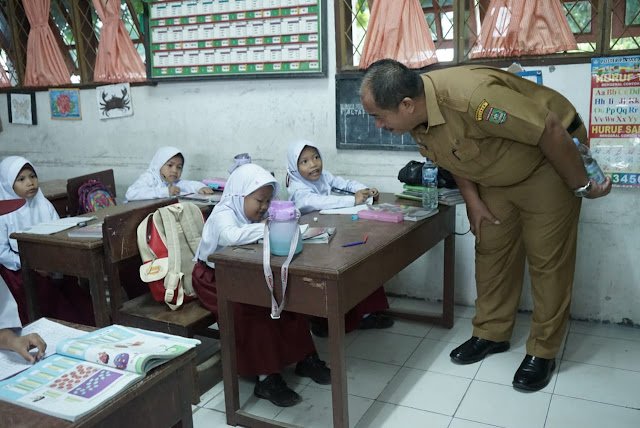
[{"x1": 262, "y1": 218, "x2": 300, "y2": 319}]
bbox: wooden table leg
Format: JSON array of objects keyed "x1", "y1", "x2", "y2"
[
  {"x1": 442, "y1": 234, "x2": 455, "y2": 329},
  {"x1": 21, "y1": 265, "x2": 40, "y2": 323},
  {"x1": 218, "y1": 270, "x2": 239, "y2": 427},
  {"x1": 88, "y1": 250, "x2": 110, "y2": 327},
  {"x1": 177, "y1": 360, "x2": 195, "y2": 428},
  {"x1": 328, "y1": 281, "x2": 348, "y2": 428}
]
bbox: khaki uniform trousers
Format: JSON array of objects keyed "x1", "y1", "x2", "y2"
[{"x1": 472, "y1": 159, "x2": 582, "y2": 359}]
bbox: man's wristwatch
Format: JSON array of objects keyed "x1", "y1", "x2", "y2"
[{"x1": 573, "y1": 180, "x2": 592, "y2": 197}]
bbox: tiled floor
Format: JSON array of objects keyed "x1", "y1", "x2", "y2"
[{"x1": 192, "y1": 297, "x2": 640, "y2": 428}]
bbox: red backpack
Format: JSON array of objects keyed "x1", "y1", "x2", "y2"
[{"x1": 77, "y1": 179, "x2": 116, "y2": 214}]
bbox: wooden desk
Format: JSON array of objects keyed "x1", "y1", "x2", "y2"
[
  {"x1": 211, "y1": 196, "x2": 456, "y2": 428},
  {"x1": 40, "y1": 179, "x2": 68, "y2": 217},
  {"x1": 11, "y1": 200, "x2": 174, "y2": 328},
  {"x1": 0, "y1": 320, "x2": 196, "y2": 428}
]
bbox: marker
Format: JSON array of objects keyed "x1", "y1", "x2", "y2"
[{"x1": 343, "y1": 236, "x2": 368, "y2": 247}]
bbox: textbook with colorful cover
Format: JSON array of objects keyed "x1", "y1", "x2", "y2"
[
  {"x1": 302, "y1": 227, "x2": 336, "y2": 244},
  {"x1": 367, "y1": 203, "x2": 438, "y2": 222},
  {"x1": 0, "y1": 325, "x2": 199, "y2": 422}
]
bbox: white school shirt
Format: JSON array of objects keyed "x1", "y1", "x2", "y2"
[
  {"x1": 125, "y1": 146, "x2": 205, "y2": 201},
  {"x1": 285, "y1": 139, "x2": 368, "y2": 214},
  {"x1": 0, "y1": 277, "x2": 21, "y2": 329},
  {"x1": 0, "y1": 157, "x2": 59, "y2": 271},
  {"x1": 195, "y1": 164, "x2": 278, "y2": 269}
]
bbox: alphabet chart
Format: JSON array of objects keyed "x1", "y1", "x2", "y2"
[{"x1": 147, "y1": 0, "x2": 324, "y2": 78}]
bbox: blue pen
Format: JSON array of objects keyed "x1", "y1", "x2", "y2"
[{"x1": 343, "y1": 236, "x2": 368, "y2": 247}]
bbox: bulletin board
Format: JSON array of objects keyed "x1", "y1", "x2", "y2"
[{"x1": 145, "y1": 0, "x2": 326, "y2": 80}]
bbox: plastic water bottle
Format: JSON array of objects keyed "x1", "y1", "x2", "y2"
[
  {"x1": 573, "y1": 138, "x2": 605, "y2": 184},
  {"x1": 422, "y1": 158, "x2": 438, "y2": 210},
  {"x1": 267, "y1": 201, "x2": 303, "y2": 256}
]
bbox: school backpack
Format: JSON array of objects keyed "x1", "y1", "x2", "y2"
[
  {"x1": 136, "y1": 202, "x2": 204, "y2": 310},
  {"x1": 77, "y1": 179, "x2": 116, "y2": 214}
]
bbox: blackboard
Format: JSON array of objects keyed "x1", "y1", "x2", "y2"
[{"x1": 336, "y1": 74, "x2": 418, "y2": 151}]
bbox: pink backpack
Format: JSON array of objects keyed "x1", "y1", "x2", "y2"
[{"x1": 77, "y1": 179, "x2": 116, "y2": 214}]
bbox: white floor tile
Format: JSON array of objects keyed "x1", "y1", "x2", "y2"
[
  {"x1": 346, "y1": 330, "x2": 422, "y2": 366},
  {"x1": 378, "y1": 367, "x2": 471, "y2": 416},
  {"x1": 455, "y1": 381, "x2": 551, "y2": 428},
  {"x1": 545, "y1": 395, "x2": 640, "y2": 428},
  {"x1": 281, "y1": 363, "x2": 312, "y2": 387},
  {"x1": 449, "y1": 419, "x2": 503, "y2": 428},
  {"x1": 474, "y1": 352, "x2": 558, "y2": 394},
  {"x1": 202, "y1": 376, "x2": 306, "y2": 419},
  {"x1": 405, "y1": 338, "x2": 481, "y2": 379},
  {"x1": 501, "y1": 322, "x2": 531, "y2": 354},
  {"x1": 383, "y1": 318, "x2": 433, "y2": 338},
  {"x1": 426, "y1": 317, "x2": 475, "y2": 344},
  {"x1": 274, "y1": 384, "x2": 373, "y2": 428},
  {"x1": 199, "y1": 380, "x2": 224, "y2": 407},
  {"x1": 355, "y1": 401, "x2": 451, "y2": 428},
  {"x1": 570, "y1": 320, "x2": 640, "y2": 342},
  {"x1": 454, "y1": 305, "x2": 477, "y2": 319},
  {"x1": 389, "y1": 297, "x2": 444, "y2": 314},
  {"x1": 192, "y1": 407, "x2": 233, "y2": 428},
  {"x1": 312, "y1": 329, "x2": 361, "y2": 355},
  {"x1": 554, "y1": 361, "x2": 640, "y2": 408},
  {"x1": 312, "y1": 357, "x2": 400, "y2": 399},
  {"x1": 563, "y1": 332, "x2": 640, "y2": 371}
]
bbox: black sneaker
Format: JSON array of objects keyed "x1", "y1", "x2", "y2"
[
  {"x1": 295, "y1": 353, "x2": 331, "y2": 385},
  {"x1": 253, "y1": 374, "x2": 301, "y2": 407},
  {"x1": 309, "y1": 317, "x2": 328, "y2": 338},
  {"x1": 358, "y1": 313, "x2": 394, "y2": 330}
]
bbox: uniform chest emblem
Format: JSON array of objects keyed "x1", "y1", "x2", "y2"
[
  {"x1": 486, "y1": 107, "x2": 507, "y2": 124},
  {"x1": 475, "y1": 100, "x2": 489, "y2": 121}
]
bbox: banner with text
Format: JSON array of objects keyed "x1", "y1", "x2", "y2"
[{"x1": 589, "y1": 56, "x2": 640, "y2": 187}]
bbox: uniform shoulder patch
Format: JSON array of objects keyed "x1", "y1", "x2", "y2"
[
  {"x1": 475, "y1": 100, "x2": 489, "y2": 121},
  {"x1": 485, "y1": 107, "x2": 507, "y2": 124}
]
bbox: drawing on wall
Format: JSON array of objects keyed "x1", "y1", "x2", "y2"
[
  {"x1": 96, "y1": 83, "x2": 132, "y2": 119},
  {"x1": 49, "y1": 88, "x2": 81, "y2": 120},
  {"x1": 7, "y1": 93, "x2": 37, "y2": 125}
]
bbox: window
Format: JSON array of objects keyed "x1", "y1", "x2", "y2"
[
  {"x1": 0, "y1": 0, "x2": 144, "y2": 88},
  {"x1": 336, "y1": 0, "x2": 640, "y2": 70}
]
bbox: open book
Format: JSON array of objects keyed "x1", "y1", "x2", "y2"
[
  {"x1": 302, "y1": 227, "x2": 336, "y2": 244},
  {"x1": 0, "y1": 325, "x2": 199, "y2": 422},
  {"x1": 179, "y1": 193, "x2": 222, "y2": 204},
  {"x1": 366, "y1": 203, "x2": 438, "y2": 222}
]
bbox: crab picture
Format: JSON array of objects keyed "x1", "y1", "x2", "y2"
[{"x1": 99, "y1": 87, "x2": 131, "y2": 117}]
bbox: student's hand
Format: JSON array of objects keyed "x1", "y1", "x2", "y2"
[
  {"x1": 466, "y1": 198, "x2": 500, "y2": 244},
  {"x1": 586, "y1": 177, "x2": 613, "y2": 199},
  {"x1": 168, "y1": 185, "x2": 180, "y2": 196},
  {"x1": 198, "y1": 186, "x2": 214, "y2": 195},
  {"x1": 370, "y1": 188, "x2": 379, "y2": 199},
  {"x1": 9, "y1": 333, "x2": 47, "y2": 363},
  {"x1": 355, "y1": 189, "x2": 370, "y2": 205}
]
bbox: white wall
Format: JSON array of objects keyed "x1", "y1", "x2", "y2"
[{"x1": 1, "y1": 9, "x2": 638, "y2": 324}]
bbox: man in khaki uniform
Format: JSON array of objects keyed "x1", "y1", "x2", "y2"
[{"x1": 360, "y1": 59, "x2": 612, "y2": 392}]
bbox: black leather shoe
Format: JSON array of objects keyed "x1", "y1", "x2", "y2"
[
  {"x1": 358, "y1": 313, "x2": 394, "y2": 330},
  {"x1": 309, "y1": 317, "x2": 328, "y2": 338},
  {"x1": 450, "y1": 336, "x2": 510, "y2": 364},
  {"x1": 295, "y1": 353, "x2": 331, "y2": 385},
  {"x1": 254, "y1": 374, "x2": 301, "y2": 407},
  {"x1": 512, "y1": 354, "x2": 556, "y2": 392}
]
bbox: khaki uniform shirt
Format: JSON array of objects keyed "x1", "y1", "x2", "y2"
[{"x1": 409, "y1": 65, "x2": 579, "y2": 187}]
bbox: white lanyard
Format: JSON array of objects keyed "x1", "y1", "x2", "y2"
[{"x1": 262, "y1": 218, "x2": 300, "y2": 319}]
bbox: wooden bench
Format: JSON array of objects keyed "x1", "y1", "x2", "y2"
[
  {"x1": 67, "y1": 169, "x2": 117, "y2": 216},
  {"x1": 101, "y1": 199, "x2": 218, "y2": 340}
]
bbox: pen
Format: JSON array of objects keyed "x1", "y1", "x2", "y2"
[{"x1": 343, "y1": 236, "x2": 368, "y2": 247}]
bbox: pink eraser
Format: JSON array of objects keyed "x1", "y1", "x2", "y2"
[{"x1": 357, "y1": 210, "x2": 404, "y2": 223}]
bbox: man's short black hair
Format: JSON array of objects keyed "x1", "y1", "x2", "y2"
[{"x1": 360, "y1": 59, "x2": 424, "y2": 111}]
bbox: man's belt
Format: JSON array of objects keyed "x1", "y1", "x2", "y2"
[{"x1": 567, "y1": 113, "x2": 583, "y2": 135}]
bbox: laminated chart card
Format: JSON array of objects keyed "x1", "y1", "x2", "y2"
[{"x1": 147, "y1": 0, "x2": 325, "y2": 78}]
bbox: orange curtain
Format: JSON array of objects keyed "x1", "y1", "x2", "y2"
[
  {"x1": 0, "y1": 67, "x2": 11, "y2": 87},
  {"x1": 471, "y1": 0, "x2": 577, "y2": 58},
  {"x1": 359, "y1": 0, "x2": 438, "y2": 69},
  {"x1": 23, "y1": 0, "x2": 71, "y2": 86},
  {"x1": 92, "y1": 0, "x2": 146, "y2": 82}
]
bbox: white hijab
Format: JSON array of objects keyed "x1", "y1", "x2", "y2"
[
  {"x1": 0, "y1": 157, "x2": 57, "y2": 250},
  {"x1": 196, "y1": 164, "x2": 279, "y2": 260},
  {"x1": 147, "y1": 146, "x2": 186, "y2": 186},
  {"x1": 286, "y1": 139, "x2": 333, "y2": 196}
]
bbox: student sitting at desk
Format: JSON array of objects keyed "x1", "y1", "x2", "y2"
[
  {"x1": 192, "y1": 163, "x2": 330, "y2": 407},
  {"x1": 286, "y1": 139, "x2": 393, "y2": 336},
  {"x1": 0, "y1": 156, "x2": 94, "y2": 326},
  {"x1": 0, "y1": 198, "x2": 46, "y2": 363},
  {"x1": 125, "y1": 146, "x2": 213, "y2": 201}
]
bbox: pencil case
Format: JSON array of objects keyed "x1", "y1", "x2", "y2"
[
  {"x1": 203, "y1": 177, "x2": 227, "y2": 190},
  {"x1": 357, "y1": 209, "x2": 404, "y2": 223}
]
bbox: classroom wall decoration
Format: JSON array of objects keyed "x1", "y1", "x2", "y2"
[
  {"x1": 49, "y1": 89, "x2": 81, "y2": 120},
  {"x1": 7, "y1": 93, "x2": 37, "y2": 125},
  {"x1": 146, "y1": 0, "x2": 326, "y2": 79},
  {"x1": 96, "y1": 83, "x2": 133, "y2": 119},
  {"x1": 589, "y1": 56, "x2": 640, "y2": 187}
]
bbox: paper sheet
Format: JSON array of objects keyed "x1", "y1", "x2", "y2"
[
  {"x1": 0, "y1": 318, "x2": 87, "y2": 380},
  {"x1": 21, "y1": 216, "x2": 97, "y2": 235},
  {"x1": 319, "y1": 197, "x2": 373, "y2": 215}
]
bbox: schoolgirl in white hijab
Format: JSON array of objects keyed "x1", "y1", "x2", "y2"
[
  {"x1": 0, "y1": 156, "x2": 58, "y2": 271},
  {"x1": 285, "y1": 140, "x2": 378, "y2": 214},
  {"x1": 196, "y1": 163, "x2": 278, "y2": 268},
  {"x1": 125, "y1": 146, "x2": 212, "y2": 201}
]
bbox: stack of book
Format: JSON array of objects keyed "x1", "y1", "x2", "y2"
[{"x1": 395, "y1": 185, "x2": 464, "y2": 206}]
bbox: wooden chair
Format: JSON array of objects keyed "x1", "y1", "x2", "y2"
[
  {"x1": 101, "y1": 199, "x2": 218, "y2": 340},
  {"x1": 67, "y1": 169, "x2": 117, "y2": 216}
]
